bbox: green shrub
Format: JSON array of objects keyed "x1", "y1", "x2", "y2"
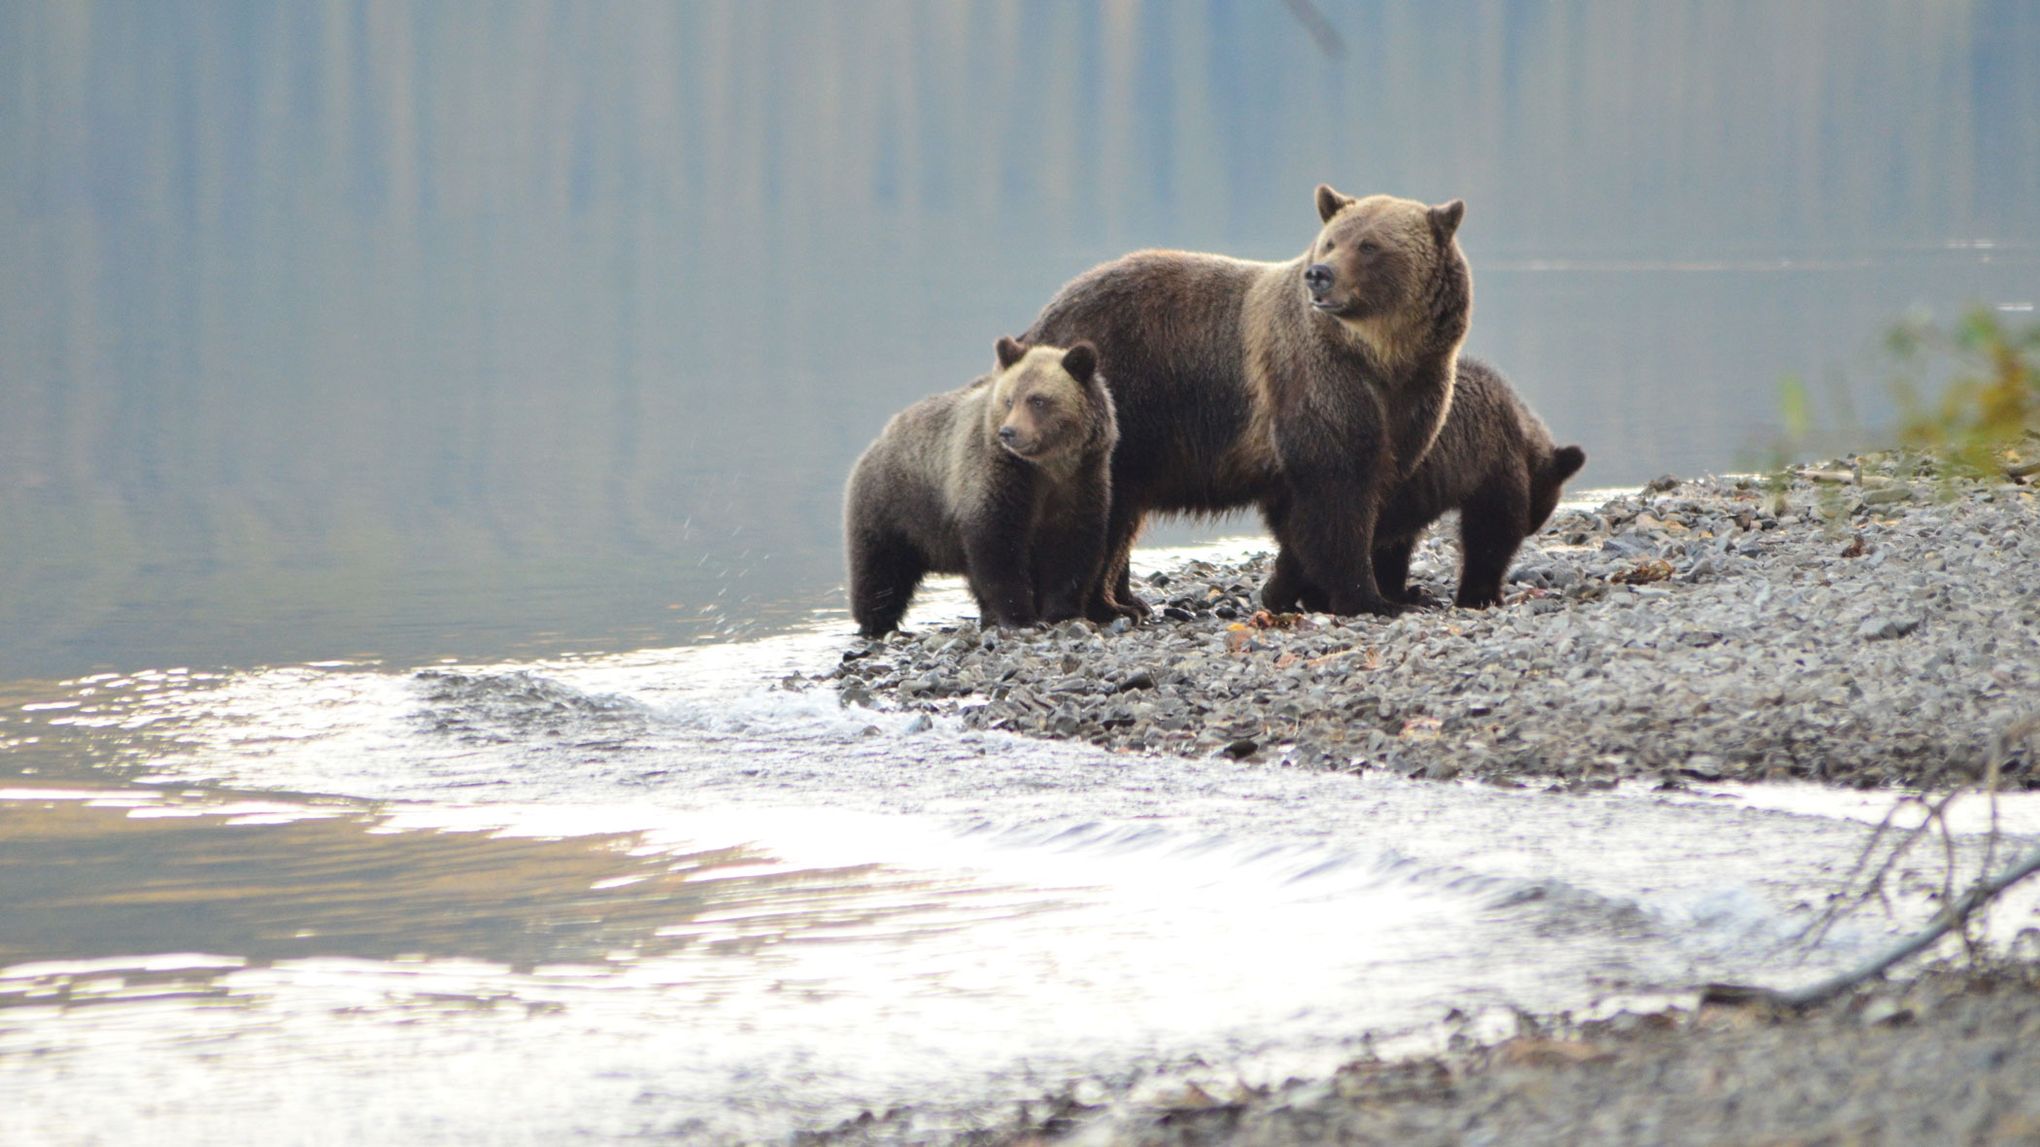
[{"x1": 1887, "y1": 307, "x2": 2040, "y2": 475}]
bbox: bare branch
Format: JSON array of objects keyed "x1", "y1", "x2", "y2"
[{"x1": 1751, "y1": 841, "x2": 2040, "y2": 1010}]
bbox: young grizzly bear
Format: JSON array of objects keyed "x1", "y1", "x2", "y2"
[
  {"x1": 1022, "y1": 184, "x2": 1470, "y2": 619},
  {"x1": 1262, "y1": 356, "x2": 1586, "y2": 612},
  {"x1": 844, "y1": 338, "x2": 1117, "y2": 637}
]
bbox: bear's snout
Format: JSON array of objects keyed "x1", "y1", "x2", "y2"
[
  {"x1": 1303, "y1": 263, "x2": 1336, "y2": 297},
  {"x1": 997, "y1": 425, "x2": 1019, "y2": 444}
]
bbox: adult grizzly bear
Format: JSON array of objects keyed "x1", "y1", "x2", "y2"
[
  {"x1": 1022, "y1": 185, "x2": 1470, "y2": 618},
  {"x1": 1262, "y1": 356, "x2": 1586, "y2": 612},
  {"x1": 844, "y1": 338, "x2": 1117, "y2": 636}
]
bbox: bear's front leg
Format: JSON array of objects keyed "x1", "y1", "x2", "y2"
[
  {"x1": 1270, "y1": 434, "x2": 1403, "y2": 619},
  {"x1": 1083, "y1": 495, "x2": 1150, "y2": 621},
  {"x1": 961, "y1": 522, "x2": 1039, "y2": 629},
  {"x1": 1373, "y1": 534, "x2": 1441, "y2": 606},
  {"x1": 1261, "y1": 546, "x2": 1333, "y2": 613},
  {"x1": 1032, "y1": 478, "x2": 1113, "y2": 624},
  {"x1": 1259, "y1": 498, "x2": 1330, "y2": 614}
]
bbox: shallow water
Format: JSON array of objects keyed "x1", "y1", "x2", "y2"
[{"x1": 7, "y1": 545, "x2": 2039, "y2": 1144}]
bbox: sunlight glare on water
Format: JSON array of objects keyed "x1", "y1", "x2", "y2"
[{"x1": 7, "y1": 566, "x2": 2040, "y2": 1141}]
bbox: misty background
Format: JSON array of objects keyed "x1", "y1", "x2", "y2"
[{"x1": 3, "y1": 1, "x2": 2036, "y2": 679}]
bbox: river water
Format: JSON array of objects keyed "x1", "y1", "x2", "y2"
[
  {"x1": 4, "y1": 4, "x2": 2040, "y2": 1142},
  {"x1": 8, "y1": 549, "x2": 2040, "y2": 1143}
]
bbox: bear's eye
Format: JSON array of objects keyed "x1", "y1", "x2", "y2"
[
  {"x1": 1027, "y1": 395, "x2": 1049, "y2": 411},
  {"x1": 1359, "y1": 239, "x2": 1381, "y2": 254},
  {"x1": 1003, "y1": 397, "x2": 1014, "y2": 409},
  {"x1": 1321, "y1": 241, "x2": 1335, "y2": 254}
]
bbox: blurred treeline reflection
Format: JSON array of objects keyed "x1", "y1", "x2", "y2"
[{"x1": 2, "y1": 2, "x2": 2036, "y2": 676}]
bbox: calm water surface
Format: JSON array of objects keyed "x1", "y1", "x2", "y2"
[
  {"x1": 3, "y1": 0, "x2": 2037, "y2": 677},
  {"x1": 4, "y1": 3, "x2": 2040, "y2": 1142}
]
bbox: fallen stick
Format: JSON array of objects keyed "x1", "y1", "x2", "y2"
[{"x1": 1703, "y1": 839, "x2": 2040, "y2": 1010}]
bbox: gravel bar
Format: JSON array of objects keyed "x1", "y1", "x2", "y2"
[
  {"x1": 811, "y1": 963, "x2": 2040, "y2": 1146},
  {"x1": 829, "y1": 455, "x2": 2040, "y2": 790}
]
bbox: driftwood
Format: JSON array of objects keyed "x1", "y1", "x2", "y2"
[
  {"x1": 1705, "y1": 717, "x2": 2040, "y2": 1011},
  {"x1": 1703, "y1": 841, "x2": 2040, "y2": 1011}
]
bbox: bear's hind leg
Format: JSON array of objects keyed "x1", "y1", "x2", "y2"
[
  {"x1": 849, "y1": 531, "x2": 926, "y2": 636},
  {"x1": 1454, "y1": 485, "x2": 1530, "y2": 609}
]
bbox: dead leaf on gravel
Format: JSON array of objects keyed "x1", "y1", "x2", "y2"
[
  {"x1": 1494, "y1": 1037, "x2": 1614, "y2": 1068},
  {"x1": 1307, "y1": 646, "x2": 1382, "y2": 670},
  {"x1": 1611, "y1": 557, "x2": 1674, "y2": 584},
  {"x1": 1399, "y1": 715, "x2": 1443, "y2": 741}
]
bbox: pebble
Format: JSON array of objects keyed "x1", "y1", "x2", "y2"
[{"x1": 832, "y1": 459, "x2": 2040, "y2": 790}]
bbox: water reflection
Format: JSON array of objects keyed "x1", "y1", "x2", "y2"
[
  {"x1": 0, "y1": 787, "x2": 1029, "y2": 972},
  {"x1": 1, "y1": 1, "x2": 2036, "y2": 674}
]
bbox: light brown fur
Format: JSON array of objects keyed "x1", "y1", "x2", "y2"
[
  {"x1": 844, "y1": 339, "x2": 1117, "y2": 635},
  {"x1": 1021, "y1": 185, "x2": 1471, "y2": 618}
]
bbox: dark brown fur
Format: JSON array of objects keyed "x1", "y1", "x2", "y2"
[
  {"x1": 1021, "y1": 186, "x2": 1471, "y2": 618},
  {"x1": 844, "y1": 339, "x2": 1116, "y2": 636},
  {"x1": 1263, "y1": 356, "x2": 1586, "y2": 611}
]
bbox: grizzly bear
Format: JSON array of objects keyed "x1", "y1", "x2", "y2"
[
  {"x1": 1261, "y1": 356, "x2": 1586, "y2": 612},
  {"x1": 844, "y1": 338, "x2": 1117, "y2": 636},
  {"x1": 1021, "y1": 184, "x2": 1470, "y2": 618}
]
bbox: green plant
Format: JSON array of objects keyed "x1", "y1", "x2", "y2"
[{"x1": 1887, "y1": 307, "x2": 2040, "y2": 476}]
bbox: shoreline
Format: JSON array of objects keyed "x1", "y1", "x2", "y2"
[
  {"x1": 811, "y1": 961, "x2": 2040, "y2": 1146},
  {"x1": 811, "y1": 454, "x2": 2040, "y2": 1145},
  {"x1": 830, "y1": 458, "x2": 2040, "y2": 791}
]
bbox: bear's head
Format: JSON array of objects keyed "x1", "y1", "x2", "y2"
[
  {"x1": 988, "y1": 336, "x2": 1114, "y2": 463},
  {"x1": 1302, "y1": 186, "x2": 1468, "y2": 334},
  {"x1": 1528, "y1": 444, "x2": 1587, "y2": 533}
]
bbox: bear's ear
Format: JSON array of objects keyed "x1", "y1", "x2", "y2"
[
  {"x1": 1061, "y1": 341, "x2": 1098, "y2": 385},
  {"x1": 1315, "y1": 184, "x2": 1354, "y2": 224},
  {"x1": 995, "y1": 335, "x2": 1028, "y2": 370},
  {"x1": 1429, "y1": 199, "x2": 1466, "y2": 240},
  {"x1": 1546, "y1": 445, "x2": 1586, "y2": 483}
]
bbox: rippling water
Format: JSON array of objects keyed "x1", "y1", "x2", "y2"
[{"x1": 7, "y1": 542, "x2": 2040, "y2": 1143}]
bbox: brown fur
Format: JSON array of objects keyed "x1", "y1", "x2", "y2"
[
  {"x1": 844, "y1": 339, "x2": 1117, "y2": 636},
  {"x1": 1022, "y1": 186, "x2": 1471, "y2": 617},
  {"x1": 1263, "y1": 356, "x2": 1586, "y2": 611}
]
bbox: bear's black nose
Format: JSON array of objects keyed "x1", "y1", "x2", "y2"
[
  {"x1": 1303, "y1": 263, "x2": 1335, "y2": 295},
  {"x1": 998, "y1": 426, "x2": 1018, "y2": 442}
]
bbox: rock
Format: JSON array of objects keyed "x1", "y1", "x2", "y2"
[
  {"x1": 1856, "y1": 615, "x2": 1922, "y2": 641},
  {"x1": 829, "y1": 462, "x2": 2040, "y2": 792},
  {"x1": 1114, "y1": 669, "x2": 1157, "y2": 692},
  {"x1": 1676, "y1": 755, "x2": 1725, "y2": 781}
]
